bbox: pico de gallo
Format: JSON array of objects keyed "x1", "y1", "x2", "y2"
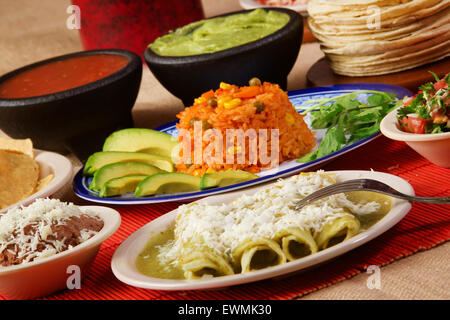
[{"x1": 397, "y1": 73, "x2": 449, "y2": 134}]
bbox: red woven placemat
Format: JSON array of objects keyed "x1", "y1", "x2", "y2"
[{"x1": 8, "y1": 137, "x2": 450, "y2": 300}]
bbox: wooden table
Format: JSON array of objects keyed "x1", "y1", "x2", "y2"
[{"x1": 0, "y1": 0, "x2": 448, "y2": 300}]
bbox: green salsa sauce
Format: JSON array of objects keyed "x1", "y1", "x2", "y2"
[
  {"x1": 135, "y1": 192, "x2": 392, "y2": 280},
  {"x1": 344, "y1": 191, "x2": 392, "y2": 230},
  {"x1": 135, "y1": 226, "x2": 185, "y2": 280},
  {"x1": 149, "y1": 9, "x2": 290, "y2": 57}
]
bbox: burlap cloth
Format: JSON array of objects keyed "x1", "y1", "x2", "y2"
[{"x1": 0, "y1": 0, "x2": 448, "y2": 300}]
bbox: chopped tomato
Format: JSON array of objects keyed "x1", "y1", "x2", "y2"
[
  {"x1": 402, "y1": 96, "x2": 415, "y2": 106},
  {"x1": 430, "y1": 110, "x2": 449, "y2": 124},
  {"x1": 397, "y1": 73, "x2": 449, "y2": 134},
  {"x1": 399, "y1": 116, "x2": 429, "y2": 134},
  {"x1": 434, "y1": 80, "x2": 448, "y2": 91}
]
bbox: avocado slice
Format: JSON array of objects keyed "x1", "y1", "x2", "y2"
[
  {"x1": 84, "y1": 151, "x2": 174, "y2": 175},
  {"x1": 199, "y1": 170, "x2": 259, "y2": 190},
  {"x1": 103, "y1": 128, "x2": 178, "y2": 159},
  {"x1": 99, "y1": 175, "x2": 147, "y2": 198},
  {"x1": 134, "y1": 172, "x2": 201, "y2": 196},
  {"x1": 89, "y1": 161, "x2": 162, "y2": 191}
]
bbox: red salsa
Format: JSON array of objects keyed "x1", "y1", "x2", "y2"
[{"x1": 0, "y1": 54, "x2": 128, "y2": 99}]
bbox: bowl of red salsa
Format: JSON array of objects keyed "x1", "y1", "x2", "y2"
[
  {"x1": 380, "y1": 73, "x2": 450, "y2": 168},
  {"x1": 0, "y1": 49, "x2": 142, "y2": 161}
]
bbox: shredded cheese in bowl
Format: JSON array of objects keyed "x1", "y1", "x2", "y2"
[{"x1": 0, "y1": 198, "x2": 104, "y2": 266}]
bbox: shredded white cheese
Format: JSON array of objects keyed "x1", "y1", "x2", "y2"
[
  {"x1": 163, "y1": 171, "x2": 381, "y2": 265},
  {"x1": 0, "y1": 198, "x2": 102, "y2": 265}
]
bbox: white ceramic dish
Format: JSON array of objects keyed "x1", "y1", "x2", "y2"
[
  {"x1": 111, "y1": 170, "x2": 413, "y2": 291},
  {"x1": 0, "y1": 205, "x2": 121, "y2": 299},
  {"x1": 240, "y1": 0, "x2": 310, "y2": 16},
  {"x1": 380, "y1": 108, "x2": 450, "y2": 168},
  {"x1": 0, "y1": 149, "x2": 73, "y2": 214}
]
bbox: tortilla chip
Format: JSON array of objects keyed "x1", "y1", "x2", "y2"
[
  {"x1": 0, "y1": 137, "x2": 34, "y2": 159},
  {"x1": 35, "y1": 174, "x2": 54, "y2": 192},
  {"x1": 0, "y1": 150, "x2": 39, "y2": 210}
]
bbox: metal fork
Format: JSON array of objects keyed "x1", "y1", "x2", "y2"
[{"x1": 294, "y1": 179, "x2": 450, "y2": 211}]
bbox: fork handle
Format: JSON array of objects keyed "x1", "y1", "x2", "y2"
[{"x1": 370, "y1": 190, "x2": 450, "y2": 204}]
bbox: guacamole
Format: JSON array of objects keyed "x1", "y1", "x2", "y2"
[{"x1": 149, "y1": 9, "x2": 290, "y2": 57}]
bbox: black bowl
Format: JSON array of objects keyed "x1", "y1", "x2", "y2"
[
  {"x1": 0, "y1": 49, "x2": 142, "y2": 162},
  {"x1": 144, "y1": 7, "x2": 303, "y2": 106}
]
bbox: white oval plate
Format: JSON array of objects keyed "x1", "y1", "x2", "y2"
[
  {"x1": 111, "y1": 170, "x2": 413, "y2": 291},
  {"x1": 0, "y1": 149, "x2": 73, "y2": 214}
]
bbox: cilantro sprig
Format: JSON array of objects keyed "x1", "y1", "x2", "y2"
[{"x1": 296, "y1": 91, "x2": 400, "y2": 162}]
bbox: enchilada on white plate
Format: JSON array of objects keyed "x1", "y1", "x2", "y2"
[{"x1": 111, "y1": 170, "x2": 413, "y2": 290}]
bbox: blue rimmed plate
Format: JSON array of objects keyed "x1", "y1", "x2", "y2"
[{"x1": 73, "y1": 83, "x2": 412, "y2": 204}]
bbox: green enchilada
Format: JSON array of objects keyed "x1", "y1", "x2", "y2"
[
  {"x1": 136, "y1": 171, "x2": 392, "y2": 280},
  {"x1": 275, "y1": 227, "x2": 318, "y2": 261},
  {"x1": 233, "y1": 239, "x2": 286, "y2": 273}
]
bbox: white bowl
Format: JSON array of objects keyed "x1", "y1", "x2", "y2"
[
  {"x1": 0, "y1": 205, "x2": 121, "y2": 299},
  {"x1": 0, "y1": 149, "x2": 73, "y2": 214},
  {"x1": 111, "y1": 170, "x2": 413, "y2": 291},
  {"x1": 380, "y1": 108, "x2": 450, "y2": 168}
]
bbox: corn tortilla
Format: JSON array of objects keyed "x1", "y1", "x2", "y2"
[
  {"x1": 0, "y1": 137, "x2": 34, "y2": 158},
  {"x1": 0, "y1": 150, "x2": 40, "y2": 210},
  {"x1": 35, "y1": 174, "x2": 54, "y2": 192},
  {"x1": 307, "y1": 0, "x2": 450, "y2": 76}
]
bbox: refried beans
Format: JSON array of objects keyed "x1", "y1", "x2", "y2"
[{"x1": 0, "y1": 198, "x2": 104, "y2": 267}]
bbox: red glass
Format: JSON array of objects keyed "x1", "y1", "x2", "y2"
[{"x1": 71, "y1": 0, "x2": 205, "y2": 58}]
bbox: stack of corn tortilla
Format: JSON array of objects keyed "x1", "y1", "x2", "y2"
[{"x1": 307, "y1": 0, "x2": 450, "y2": 76}]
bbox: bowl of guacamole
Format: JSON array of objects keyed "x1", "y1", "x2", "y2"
[{"x1": 144, "y1": 8, "x2": 303, "y2": 106}]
